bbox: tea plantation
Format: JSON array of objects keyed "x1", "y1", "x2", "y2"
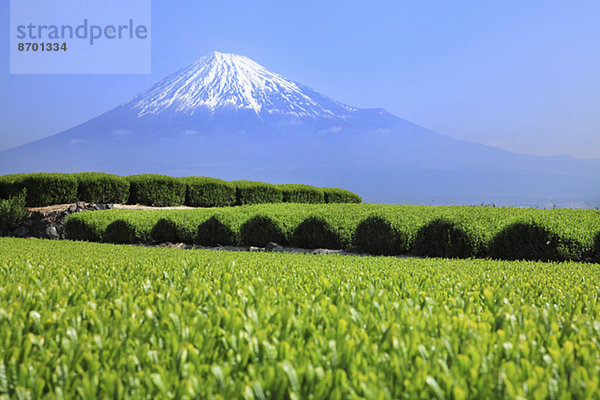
[
  {"x1": 0, "y1": 173, "x2": 360, "y2": 207},
  {"x1": 64, "y1": 203, "x2": 600, "y2": 262},
  {"x1": 1, "y1": 238, "x2": 600, "y2": 399}
]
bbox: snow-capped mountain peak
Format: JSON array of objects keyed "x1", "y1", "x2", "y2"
[{"x1": 127, "y1": 51, "x2": 355, "y2": 117}]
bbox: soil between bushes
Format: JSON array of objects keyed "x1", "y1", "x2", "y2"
[
  {"x1": 137, "y1": 241, "x2": 421, "y2": 259},
  {"x1": 113, "y1": 204, "x2": 198, "y2": 210}
]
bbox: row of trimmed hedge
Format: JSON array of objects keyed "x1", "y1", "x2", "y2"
[
  {"x1": 0, "y1": 173, "x2": 130, "y2": 207},
  {"x1": 0, "y1": 173, "x2": 361, "y2": 207},
  {"x1": 64, "y1": 204, "x2": 600, "y2": 263}
]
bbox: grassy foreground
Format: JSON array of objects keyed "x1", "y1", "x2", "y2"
[{"x1": 1, "y1": 238, "x2": 600, "y2": 399}]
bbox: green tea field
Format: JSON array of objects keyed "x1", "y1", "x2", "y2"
[
  {"x1": 1, "y1": 238, "x2": 599, "y2": 399},
  {"x1": 64, "y1": 203, "x2": 600, "y2": 262}
]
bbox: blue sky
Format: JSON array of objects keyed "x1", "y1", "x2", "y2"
[{"x1": 1, "y1": 1, "x2": 599, "y2": 158}]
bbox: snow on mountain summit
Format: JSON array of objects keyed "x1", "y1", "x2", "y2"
[{"x1": 127, "y1": 51, "x2": 356, "y2": 117}]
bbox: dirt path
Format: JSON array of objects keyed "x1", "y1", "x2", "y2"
[
  {"x1": 27, "y1": 202, "x2": 198, "y2": 214},
  {"x1": 112, "y1": 204, "x2": 197, "y2": 210}
]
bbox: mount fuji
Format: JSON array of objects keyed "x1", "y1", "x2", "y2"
[{"x1": 1, "y1": 51, "x2": 599, "y2": 206}]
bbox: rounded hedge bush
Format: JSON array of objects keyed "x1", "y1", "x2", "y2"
[
  {"x1": 292, "y1": 216, "x2": 341, "y2": 249},
  {"x1": 183, "y1": 177, "x2": 236, "y2": 207},
  {"x1": 231, "y1": 181, "x2": 284, "y2": 205},
  {"x1": 103, "y1": 220, "x2": 141, "y2": 244},
  {"x1": 323, "y1": 187, "x2": 361, "y2": 204},
  {"x1": 413, "y1": 218, "x2": 477, "y2": 259},
  {"x1": 197, "y1": 215, "x2": 238, "y2": 246},
  {"x1": 488, "y1": 221, "x2": 582, "y2": 262},
  {"x1": 75, "y1": 172, "x2": 129, "y2": 204},
  {"x1": 126, "y1": 175, "x2": 186, "y2": 206},
  {"x1": 0, "y1": 173, "x2": 79, "y2": 207},
  {"x1": 354, "y1": 215, "x2": 403, "y2": 255},
  {"x1": 240, "y1": 215, "x2": 286, "y2": 247},
  {"x1": 0, "y1": 175, "x2": 21, "y2": 200},
  {"x1": 64, "y1": 217, "x2": 102, "y2": 242},
  {"x1": 277, "y1": 184, "x2": 325, "y2": 204},
  {"x1": 150, "y1": 218, "x2": 181, "y2": 243}
]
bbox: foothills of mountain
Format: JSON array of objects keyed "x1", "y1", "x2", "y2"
[{"x1": 1, "y1": 51, "x2": 598, "y2": 207}]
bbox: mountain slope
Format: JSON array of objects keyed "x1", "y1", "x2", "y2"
[
  {"x1": 127, "y1": 51, "x2": 355, "y2": 117},
  {"x1": 1, "y1": 51, "x2": 598, "y2": 207}
]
